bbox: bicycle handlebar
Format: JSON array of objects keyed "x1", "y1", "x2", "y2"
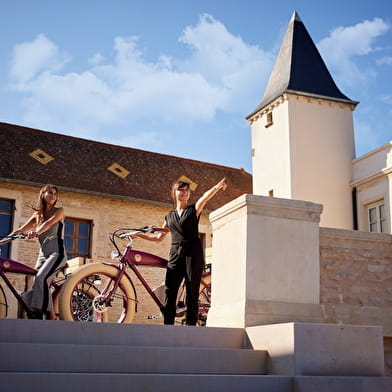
[
  {"x1": 109, "y1": 226, "x2": 168, "y2": 254},
  {"x1": 1, "y1": 233, "x2": 27, "y2": 240},
  {"x1": 0, "y1": 233, "x2": 26, "y2": 245},
  {"x1": 116, "y1": 226, "x2": 167, "y2": 239}
]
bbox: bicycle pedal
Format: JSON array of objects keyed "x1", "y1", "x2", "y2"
[{"x1": 147, "y1": 312, "x2": 162, "y2": 320}]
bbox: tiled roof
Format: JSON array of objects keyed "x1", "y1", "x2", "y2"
[
  {"x1": 247, "y1": 11, "x2": 357, "y2": 118},
  {"x1": 0, "y1": 122, "x2": 252, "y2": 211}
]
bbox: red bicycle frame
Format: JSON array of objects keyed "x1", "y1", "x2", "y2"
[{"x1": 105, "y1": 228, "x2": 211, "y2": 321}]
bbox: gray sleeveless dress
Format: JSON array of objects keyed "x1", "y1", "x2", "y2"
[{"x1": 23, "y1": 221, "x2": 67, "y2": 312}]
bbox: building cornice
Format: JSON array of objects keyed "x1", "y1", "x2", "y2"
[
  {"x1": 352, "y1": 141, "x2": 392, "y2": 164},
  {"x1": 247, "y1": 91, "x2": 358, "y2": 124},
  {"x1": 350, "y1": 167, "x2": 392, "y2": 187}
]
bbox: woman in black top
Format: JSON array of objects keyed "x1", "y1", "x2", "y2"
[{"x1": 139, "y1": 177, "x2": 226, "y2": 325}]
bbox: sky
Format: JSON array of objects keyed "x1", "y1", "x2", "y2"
[{"x1": 1, "y1": 1, "x2": 391, "y2": 173}]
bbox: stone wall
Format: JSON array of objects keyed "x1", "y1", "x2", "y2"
[
  {"x1": 320, "y1": 227, "x2": 392, "y2": 376},
  {"x1": 320, "y1": 227, "x2": 391, "y2": 310}
]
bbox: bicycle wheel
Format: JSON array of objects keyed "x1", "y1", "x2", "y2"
[
  {"x1": 0, "y1": 285, "x2": 7, "y2": 318},
  {"x1": 51, "y1": 280, "x2": 98, "y2": 321},
  {"x1": 58, "y1": 263, "x2": 136, "y2": 323}
]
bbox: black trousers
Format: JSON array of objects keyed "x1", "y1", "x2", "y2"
[{"x1": 163, "y1": 255, "x2": 204, "y2": 325}]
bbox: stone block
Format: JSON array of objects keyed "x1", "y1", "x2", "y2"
[{"x1": 246, "y1": 322, "x2": 385, "y2": 376}]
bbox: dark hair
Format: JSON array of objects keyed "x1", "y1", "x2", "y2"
[
  {"x1": 33, "y1": 184, "x2": 58, "y2": 221},
  {"x1": 171, "y1": 180, "x2": 190, "y2": 202}
]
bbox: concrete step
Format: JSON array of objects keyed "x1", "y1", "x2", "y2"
[
  {"x1": 294, "y1": 376, "x2": 392, "y2": 392},
  {"x1": 2, "y1": 373, "x2": 392, "y2": 392},
  {"x1": 0, "y1": 319, "x2": 245, "y2": 348},
  {"x1": 1, "y1": 319, "x2": 391, "y2": 392},
  {"x1": 0, "y1": 342, "x2": 267, "y2": 375},
  {"x1": 0, "y1": 373, "x2": 293, "y2": 392}
]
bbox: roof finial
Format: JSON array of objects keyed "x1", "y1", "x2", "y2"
[{"x1": 291, "y1": 11, "x2": 302, "y2": 23}]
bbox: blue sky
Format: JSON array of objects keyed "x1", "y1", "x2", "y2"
[{"x1": 1, "y1": 1, "x2": 391, "y2": 173}]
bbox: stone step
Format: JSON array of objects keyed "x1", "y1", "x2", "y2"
[
  {"x1": 0, "y1": 373, "x2": 293, "y2": 392},
  {"x1": 1, "y1": 373, "x2": 392, "y2": 392},
  {"x1": 1, "y1": 319, "x2": 391, "y2": 392},
  {"x1": 0, "y1": 342, "x2": 267, "y2": 375},
  {"x1": 294, "y1": 375, "x2": 392, "y2": 392},
  {"x1": 0, "y1": 319, "x2": 245, "y2": 348},
  {"x1": 0, "y1": 372, "x2": 391, "y2": 392}
]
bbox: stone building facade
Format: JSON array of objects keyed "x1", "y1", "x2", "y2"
[{"x1": 0, "y1": 122, "x2": 252, "y2": 323}]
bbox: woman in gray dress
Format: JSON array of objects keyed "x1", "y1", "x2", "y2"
[{"x1": 11, "y1": 184, "x2": 67, "y2": 319}]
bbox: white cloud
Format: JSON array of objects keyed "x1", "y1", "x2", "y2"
[
  {"x1": 318, "y1": 18, "x2": 390, "y2": 88},
  {"x1": 7, "y1": 16, "x2": 272, "y2": 140},
  {"x1": 9, "y1": 33, "x2": 70, "y2": 88},
  {"x1": 377, "y1": 56, "x2": 392, "y2": 65},
  {"x1": 88, "y1": 52, "x2": 105, "y2": 65},
  {"x1": 178, "y1": 14, "x2": 274, "y2": 111},
  {"x1": 179, "y1": 14, "x2": 264, "y2": 78},
  {"x1": 380, "y1": 94, "x2": 392, "y2": 105},
  {"x1": 89, "y1": 35, "x2": 226, "y2": 122}
]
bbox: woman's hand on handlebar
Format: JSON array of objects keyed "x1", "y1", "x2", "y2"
[
  {"x1": 13, "y1": 228, "x2": 37, "y2": 240},
  {"x1": 135, "y1": 225, "x2": 169, "y2": 242},
  {"x1": 148, "y1": 226, "x2": 170, "y2": 234},
  {"x1": 27, "y1": 231, "x2": 38, "y2": 239}
]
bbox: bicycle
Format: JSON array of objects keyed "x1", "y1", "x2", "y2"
[
  {"x1": 58, "y1": 227, "x2": 212, "y2": 325},
  {"x1": 0, "y1": 234, "x2": 69, "y2": 319}
]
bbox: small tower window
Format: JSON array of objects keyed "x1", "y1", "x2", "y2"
[{"x1": 265, "y1": 112, "x2": 273, "y2": 128}]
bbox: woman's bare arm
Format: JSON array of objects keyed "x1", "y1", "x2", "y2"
[
  {"x1": 195, "y1": 178, "x2": 227, "y2": 217},
  {"x1": 11, "y1": 213, "x2": 39, "y2": 235}
]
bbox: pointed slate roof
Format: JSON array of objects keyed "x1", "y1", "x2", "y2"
[{"x1": 247, "y1": 12, "x2": 357, "y2": 119}]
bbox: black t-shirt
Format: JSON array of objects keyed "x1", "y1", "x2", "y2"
[{"x1": 165, "y1": 204, "x2": 203, "y2": 266}]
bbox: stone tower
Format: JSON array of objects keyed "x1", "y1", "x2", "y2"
[{"x1": 247, "y1": 12, "x2": 358, "y2": 229}]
